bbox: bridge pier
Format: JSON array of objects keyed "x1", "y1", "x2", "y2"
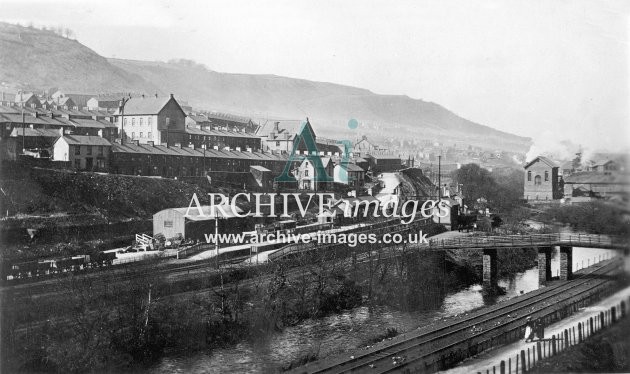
[
  {"x1": 482, "y1": 248, "x2": 498, "y2": 289},
  {"x1": 560, "y1": 246, "x2": 573, "y2": 280},
  {"x1": 538, "y1": 246, "x2": 552, "y2": 286}
]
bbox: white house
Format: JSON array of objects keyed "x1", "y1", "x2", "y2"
[{"x1": 53, "y1": 135, "x2": 112, "y2": 171}]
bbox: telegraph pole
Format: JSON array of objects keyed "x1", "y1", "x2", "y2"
[
  {"x1": 438, "y1": 154, "x2": 441, "y2": 224},
  {"x1": 21, "y1": 109, "x2": 25, "y2": 154},
  {"x1": 119, "y1": 97, "x2": 129, "y2": 144}
]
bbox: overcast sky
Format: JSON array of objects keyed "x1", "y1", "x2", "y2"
[{"x1": 2, "y1": 0, "x2": 629, "y2": 153}]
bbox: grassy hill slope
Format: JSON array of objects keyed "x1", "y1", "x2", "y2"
[{"x1": 0, "y1": 22, "x2": 530, "y2": 152}]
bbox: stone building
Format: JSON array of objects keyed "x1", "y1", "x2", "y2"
[
  {"x1": 115, "y1": 94, "x2": 186, "y2": 146},
  {"x1": 523, "y1": 156, "x2": 562, "y2": 201}
]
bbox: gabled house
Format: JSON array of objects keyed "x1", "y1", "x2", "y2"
[
  {"x1": 14, "y1": 92, "x2": 41, "y2": 109},
  {"x1": 334, "y1": 162, "x2": 365, "y2": 187},
  {"x1": 87, "y1": 95, "x2": 123, "y2": 111},
  {"x1": 296, "y1": 156, "x2": 334, "y2": 191},
  {"x1": 53, "y1": 135, "x2": 112, "y2": 171},
  {"x1": 353, "y1": 135, "x2": 383, "y2": 156},
  {"x1": 115, "y1": 94, "x2": 186, "y2": 146},
  {"x1": 50, "y1": 91, "x2": 95, "y2": 110},
  {"x1": 52, "y1": 96, "x2": 76, "y2": 110},
  {"x1": 523, "y1": 156, "x2": 562, "y2": 201}
]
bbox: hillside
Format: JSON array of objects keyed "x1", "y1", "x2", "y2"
[
  {"x1": 0, "y1": 23, "x2": 159, "y2": 94},
  {"x1": 0, "y1": 22, "x2": 530, "y2": 152}
]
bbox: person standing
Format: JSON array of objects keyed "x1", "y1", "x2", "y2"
[{"x1": 524, "y1": 317, "x2": 534, "y2": 342}]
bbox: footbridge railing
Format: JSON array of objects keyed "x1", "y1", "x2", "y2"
[{"x1": 426, "y1": 233, "x2": 628, "y2": 250}]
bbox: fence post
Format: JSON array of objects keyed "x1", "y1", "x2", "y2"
[
  {"x1": 500, "y1": 360, "x2": 506, "y2": 374},
  {"x1": 552, "y1": 335, "x2": 557, "y2": 355},
  {"x1": 590, "y1": 317, "x2": 594, "y2": 336},
  {"x1": 509, "y1": 357, "x2": 511, "y2": 374},
  {"x1": 612, "y1": 306, "x2": 617, "y2": 323},
  {"x1": 600, "y1": 311, "x2": 605, "y2": 329},
  {"x1": 537, "y1": 341, "x2": 542, "y2": 363},
  {"x1": 521, "y1": 350, "x2": 526, "y2": 373},
  {"x1": 578, "y1": 322, "x2": 583, "y2": 343},
  {"x1": 528, "y1": 347, "x2": 531, "y2": 369},
  {"x1": 621, "y1": 301, "x2": 626, "y2": 318}
]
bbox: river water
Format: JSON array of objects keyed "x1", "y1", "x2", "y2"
[{"x1": 146, "y1": 246, "x2": 617, "y2": 373}]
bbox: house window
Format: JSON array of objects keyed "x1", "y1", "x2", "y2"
[
  {"x1": 132, "y1": 132, "x2": 135, "y2": 138},
  {"x1": 527, "y1": 171, "x2": 531, "y2": 181},
  {"x1": 98, "y1": 146, "x2": 103, "y2": 155},
  {"x1": 276, "y1": 141, "x2": 280, "y2": 146},
  {"x1": 534, "y1": 175, "x2": 542, "y2": 185},
  {"x1": 544, "y1": 171, "x2": 549, "y2": 181},
  {"x1": 124, "y1": 118, "x2": 128, "y2": 126},
  {"x1": 148, "y1": 132, "x2": 152, "y2": 138},
  {"x1": 87, "y1": 146, "x2": 92, "y2": 155},
  {"x1": 74, "y1": 159, "x2": 81, "y2": 169},
  {"x1": 140, "y1": 118, "x2": 143, "y2": 126},
  {"x1": 74, "y1": 145, "x2": 80, "y2": 155},
  {"x1": 305, "y1": 169, "x2": 309, "y2": 177},
  {"x1": 164, "y1": 220, "x2": 173, "y2": 228},
  {"x1": 148, "y1": 117, "x2": 152, "y2": 125},
  {"x1": 140, "y1": 132, "x2": 144, "y2": 138},
  {"x1": 132, "y1": 118, "x2": 135, "y2": 126}
]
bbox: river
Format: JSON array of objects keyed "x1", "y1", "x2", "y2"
[{"x1": 145, "y1": 245, "x2": 617, "y2": 373}]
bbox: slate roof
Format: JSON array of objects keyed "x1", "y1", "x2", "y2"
[
  {"x1": 524, "y1": 156, "x2": 558, "y2": 169},
  {"x1": 117, "y1": 96, "x2": 181, "y2": 115},
  {"x1": 111, "y1": 143, "x2": 289, "y2": 162},
  {"x1": 61, "y1": 135, "x2": 112, "y2": 146},
  {"x1": 56, "y1": 93, "x2": 94, "y2": 108},
  {"x1": 0, "y1": 113, "x2": 57, "y2": 126},
  {"x1": 368, "y1": 153, "x2": 401, "y2": 160},
  {"x1": 564, "y1": 172, "x2": 629, "y2": 185},
  {"x1": 9, "y1": 128, "x2": 60, "y2": 138},
  {"x1": 71, "y1": 118, "x2": 117, "y2": 129},
  {"x1": 205, "y1": 112, "x2": 253, "y2": 125},
  {"x1": 250, "y1": 165, "x2": 271, "y2": 172},
  {"x1": 341, "y1": 163, "x2": 365, "y2": 172},
  {"x1": 184, "y1": 126, "x2": 260, "y2": 139}
]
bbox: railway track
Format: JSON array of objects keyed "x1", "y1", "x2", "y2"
[{"x1": 297, "y1": 258, "x2": 623, "y2": 374}]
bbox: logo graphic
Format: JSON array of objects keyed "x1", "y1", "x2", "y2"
[{"x1": 275, "y1": 119, "x2": 355, "y2": 184}]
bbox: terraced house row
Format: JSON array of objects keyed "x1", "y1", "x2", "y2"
[{"x1": 0, "y1": 91, "x2": 403, "y2": 190}]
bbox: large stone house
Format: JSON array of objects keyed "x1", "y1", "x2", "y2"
[
  {"x1": 523, "y1": 156, "x2": 562, "y2": 201},
  {"x1": 115, "y1": 94, "x2": 186, "y2": 146}
]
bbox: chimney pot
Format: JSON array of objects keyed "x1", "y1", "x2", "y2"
[{"x1": 170, "y1": 93, "x2": 174, "y2": 98}]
